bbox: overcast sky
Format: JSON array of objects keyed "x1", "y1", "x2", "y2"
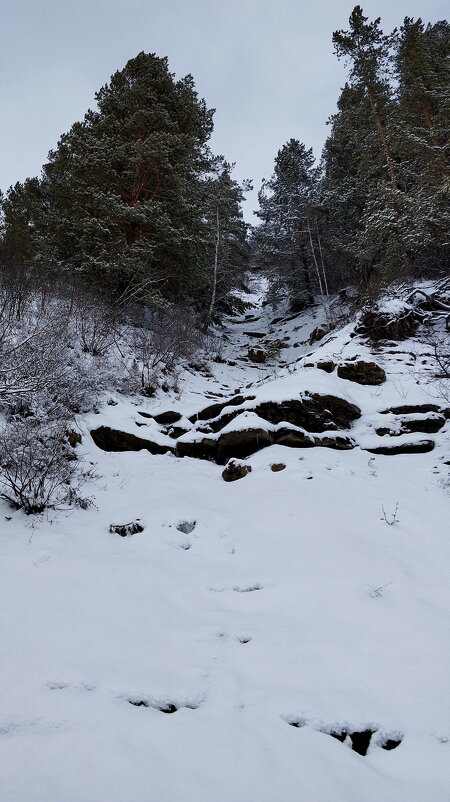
[{"x1": 1, "y1": 0, "x2": 447, "y2": 221}]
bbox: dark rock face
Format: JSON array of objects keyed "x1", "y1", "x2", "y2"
[
  {"x1": 254, "y1": 394, "x2": 361, "y2": 432},
  {"x1": 248, "y1": 348, "x2": 266, "y2": 363},
  {"x1": 376, "y1": 414, "x2": 445, "y2": 436},
  {"x1": 270, "y1": 463, "x2": 286, "y2": 472},
  {"x1": 217, "y1": 428, "x2": 274, "y2": 463},
  {"x1": 189, "y1": 395, "x2": 247, "y2": 423},
  {"x1": 91, "y1": 426, "x2": 175, "y2": 455},
  {"x1": 275, "y1": 429, "x2": 315, "y2": 448},
  {"x1": 153, "y1": 410, "x2": 182, "y2": 425},
  {"x1": 356, "y1": 307, "x2": 419, "y2": 341},
  {"x1": 337, "y1": 360, "x2": 386, "y2": 385},
  {"x1": 309, "y1": 324, "x2": 332, "y2": 345},
  {"x1": 314, "y1": 434, "x2": 356, "y2": 450},
  {"x1": 380, "y1": 403, "x2": 441, "y2": 415},
  {"x1": 365, "y1": 439, "x2": 435, "y2": 455},
  {"x1": 222, "y1": 461, "x2": 252, "y2": 482},
  {"x1": 243, "y1": 331, "x2": 265, "y2": 338}
]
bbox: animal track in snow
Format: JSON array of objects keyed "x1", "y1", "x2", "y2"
[
  {"x1": 284, "y1": 716, "x2": 403, "y2": 755},
  {"x1": 233, "y1": 583, "x2": 263, "y2": 593},
  {"x1": 127, "y1": 697, "x2": 200, "y2": 714}
]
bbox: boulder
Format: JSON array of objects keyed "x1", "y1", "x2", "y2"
[
  {"x1": 217, "y1": 428, "x2": 273, "y2": 463},
  {"x1": 153, "y1": 410, "x2": 182, "y2": 425},
  {"x1": 189, "y1": 395, "x2": 247, "y2": 423},
  {"x1": 222, "y1": 461, "x2": 252, "y2": 482},
  {"x1": 275, "y1": 428, "x2": 315, "y2": 448},
  {"x1": 337, "y1": 360, "x2": 386, "y2": 385},
  {"x1": 91, "y1": 426, "x2": 175, "y2": 455},
  {"x1": 271, "y1": 463, "x2": 286, "y2": 472}
]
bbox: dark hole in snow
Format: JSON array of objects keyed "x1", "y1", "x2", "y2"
[
  {"x1": 381, "y1": 737, "x2": 402, "y2": 751},
  {"x1": 349, "y1": 729, "x2": 375, "y2": 756},
  {"x1": 176, "y1": 520, "x2": 196, "y2": 534},
  {"x1": 129, "y1": 699, "x2": 149, "y2": 707},
  {"x1": 239, "y1": 637, "x2": 252, "y2": 644},
  {"x1": 179, "y1": 542, "x2": 192, "y2": 550},
  {"x1": 159, "y1": 704, "x2": 178, "y2": 714}
]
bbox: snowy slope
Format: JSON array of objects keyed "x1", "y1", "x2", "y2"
[{"x1": 0, "y1": 278, "x2": 449, "y2": 802}]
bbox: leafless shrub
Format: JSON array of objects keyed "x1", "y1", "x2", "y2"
[
  {"x1": 131, "y1": 309, "x2": 202, "y2": 395},
  {"x1": 74, "y1": 303, "x2": 119, "y2": 356},
  {"x1": 0, "y1": 419, "x2": 77, "y2": 513}
]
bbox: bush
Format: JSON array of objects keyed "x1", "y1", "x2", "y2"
[{"x1": 0, "y1": 419, "x2": 76, "y2": 513}]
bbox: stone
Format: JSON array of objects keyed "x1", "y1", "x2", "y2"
[
  {"x1": 337, "y1": 360, "x2": 386, "y2": 385},
  {"x1": 271, "y1": 463, "x2": 286, "y2": 472},
  {"x1": 248, "y1": 348, "x2": 266, "y2": 363},
  {"x1": 153, "y1": 410, "x2": 182, "y2": 425},
  {"x1": 309, "y1": 324, "x2": 332, "y2": 345},
  {"x1": 314, "y1": 434, "x2": 356, "y2": 450},
  {"x1": 222, "y1": 461, "x2": 252, "y2": 482}
]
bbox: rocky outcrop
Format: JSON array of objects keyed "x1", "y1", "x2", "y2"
[
  {"x1": 91, "y1": 426, "x2": 175, "y2": 455},
  {"x1": 356, "y1": 306, "x2": 419, "y2": 341},
  {"x1": 364, "y1": 439, "x2": 435, "y2": 455},
  {"x1": 376, "y1": 413, "x2": 445, "y2": 436},
  {"x1": 189, "y1": 395, "x2": 248, "y2": 423},
  {"x1": 254, "y1": 394, "x2": 361, "y2": 432},
  {"x1": 337, "y1": 360, "x2": 386, "y2": 385}
]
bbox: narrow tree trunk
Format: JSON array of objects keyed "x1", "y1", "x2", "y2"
[
  {"x1": 366, "y1": 87, "x2": 400, "y2": 200},
  {"x1": 203, "y1": 207, "x2": 220, "y2": 331}
]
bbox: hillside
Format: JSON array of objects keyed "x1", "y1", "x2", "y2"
[{"x1": 0, "y1": 277, "x2": 449, "y2": 802}]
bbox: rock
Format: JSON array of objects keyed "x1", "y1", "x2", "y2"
[
  {"x1": 271, "y1": 463, "x2": 286, "y2": 472},
  {"x1": 376, "y1": 413, "x2": 445, "y2": 436},
  {"x1": 217, "y1": 428, "x2": 274, "y2": 463},
  {"x1": 309, "y1": 324, "x2": 332, "y2": 345},
  {"x1": 66, "y1": 429, "x2": 82, "y2": 447},
  {"x1": 167, "y1": 426, "x2": 190, "y2": 439},
  {"x1": 248, "y1": 348, "x2": 266, "y2": 363},
  {"x1": 176, "y1": 437, "x2": 218, "y2": 461},
  {"x1": 243, "y1": 331, "x2": 266, "y2": 338},
  {"x1": 379, "y1": 403, "x2": 441, "y2": 415},
  {"x1": 189, "y1": 395, "x2": 247, "y2": 423},
  {"x1": 91, "y1": 426, "x2": 175, "y2": 455},
  {"x1": 365, "y1": 438, "x2": 435, "y2": 455},
  {"x1": 153, "y1": 410, "x2": 182, "y2": 425},
  {"x1": 356, "y1": 306, "x2": 419, "y2": 341},
  {"x1": 222, "y1": 461, "x2": 252, "y2": 482},
  {"x1": 275, "y1": 428, "x2": 315, "y2": 448},
  {"x1": 109, "y1": 521, "x2": 144, "y2": 537},
  {"x1": 254, "y1": 394, "x2": 361, "y2": 432},
  {"x1": 337, "y1": 360, "x2": 386, "y2": 385},
  {"x1": 314, "y1": 434, "x2": 356, "y2": 450},
  {"x1": 316, "y1": 360, "x2": 336, "y2": 373}
]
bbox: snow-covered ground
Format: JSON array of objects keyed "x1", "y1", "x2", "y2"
[{"x1": 0, "y1": 278, "x2": 449, "y2": 801}]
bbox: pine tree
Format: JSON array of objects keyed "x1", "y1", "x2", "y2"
[
  {"x1": 393, "y1": 18, "x2": 450, "y2": 270},
  {"x1": 253, "y1": 139, "x2": 319, "y2": 310}
]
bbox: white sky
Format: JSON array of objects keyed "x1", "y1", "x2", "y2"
[{"x1": 1, "y1": 0, "x2": 447, "y2": 221}]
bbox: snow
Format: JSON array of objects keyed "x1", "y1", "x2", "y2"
[{"x1": 0, "y1": 278, "x2": 449, "y2": 801}]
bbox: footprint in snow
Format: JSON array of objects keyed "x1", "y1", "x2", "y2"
[{"x1": 233, "y1": 583, "x2": 263, "y2": 593}]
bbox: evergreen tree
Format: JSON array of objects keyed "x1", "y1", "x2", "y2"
[
  {"x1": 393, "y1": 18, "x2": 450, "y2": 270},
  {"x1": 253, "y1": 139, "x2": 319, "y2": 309}
]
